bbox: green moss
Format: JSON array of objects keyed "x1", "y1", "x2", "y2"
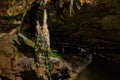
[
  {"x1": 17, "y1": 52, "x2": 25, "y2": 58},
  {"x1": 24, "y1": 38, "x2": 35, "y2": 48},
  {"x1": 50, "y1": 49, "x2": 61, "y2": 58},
  {"x1": 0, "y1": 46, "x2": 15, "y2": 57}
]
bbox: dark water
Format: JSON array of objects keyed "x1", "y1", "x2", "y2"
[
  {"x1": 57, "y1": 46, "x2": 120, "y2": 80},
  {"x1": 79, "y1": 56, "x2": 120, "y2": 80}
]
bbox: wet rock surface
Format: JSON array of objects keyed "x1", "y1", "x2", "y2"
[{"x1": 0, "y1": 32, "x2": 92, "y2": 80}]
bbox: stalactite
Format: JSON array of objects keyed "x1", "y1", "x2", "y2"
[{"x1": 70, "y1": 0, "x2": 74, "y2": 16}]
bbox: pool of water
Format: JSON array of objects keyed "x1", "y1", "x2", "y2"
[{"x1": 78, "y1": 57, "x2": 120, "y2": 80}]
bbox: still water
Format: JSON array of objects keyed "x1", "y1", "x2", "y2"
[{"x1": 78, "y1": 57, "x2": 120, "y2": 80}]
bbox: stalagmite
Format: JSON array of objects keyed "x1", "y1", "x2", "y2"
[
  {"x1": 35, "y1": 0, "x2": 51, "y2": 79},
  {"x1": 42, "y1": 9, "x2": 50, "y2": 51},
  {"x1": 36, "y1": 20, "x2": 42, "y2": 34},
  {"x1": 35, "y1": 20, "x2": 47, "y2": 79}
]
